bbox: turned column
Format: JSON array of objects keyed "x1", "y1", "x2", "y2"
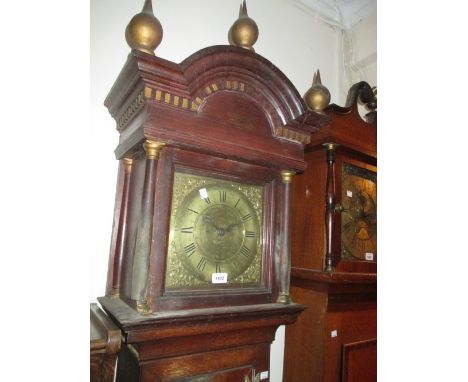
[
  {"x1": 324, "y1": 142, "x2": 339, "y2": 272},
  {"x1": 131, "y1": 140, "x2": 165, "y2": 313},
  {"x1": 277, "y1": 170, "x2": 295, "y2": 304},
  {"x1": 106, "y1": 156, "x2": 134, "y2": 297}
]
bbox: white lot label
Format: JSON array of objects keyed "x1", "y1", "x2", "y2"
[
  {"x1": 199, "y1": 187, "x2": 208, "y2": 199},
  {"x1": 331, "y1": 330, "x2": 338, "y2": 338},
  {"x1": 260, "y1": 371, "x2": 269, "y2": 380},
  {"x1": 365, "y1": 253, "x2": 374, "y2": 261},
  {"x1": 346, "y1": 190, "x2": 353, "y2": 197},
  {"x1": 212, "y1": 273, "x2": 228, "y2": 284}
]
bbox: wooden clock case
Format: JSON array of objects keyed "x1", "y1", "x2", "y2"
[
  {"x1": 283, "y1": 82, "x2": 377, "y2": 382},
  {"x1": 97, "y1": 46, "x2": 328, "y2": 381}
]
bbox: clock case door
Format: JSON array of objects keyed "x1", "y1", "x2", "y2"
[
  {"x1": 289, "y1": 81, "x2": 377, "y2": 274},
  {"x1": 334, "y1": 148, "x2": 377, "y2": 273},
  {"x1": 101, "y1": 46, "x2": 329, "y2": 314},
  {"x1": 145, "y1": 147, "x2": 279, "y2": 311}
]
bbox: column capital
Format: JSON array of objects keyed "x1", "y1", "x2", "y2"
[
  {"x1": 122, "y1": 156, "x2": 133, "y2": 173},
  {"x1": 323, "y1": 142, "x2": 339, "y2": 151},
  {"x1": 281, "y1": 170, "x2": 295, "y2": 184},
  {"x1": 143, "y1": 140, "x2": 165, "y2": 160}
]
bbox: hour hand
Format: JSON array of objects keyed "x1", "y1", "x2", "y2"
[
  {"x1": 225, "y1": 222, "x2": 242, "y2": 232},
  {"x1": 202, "y1": 214, "x2": 219, "y2": 230}
]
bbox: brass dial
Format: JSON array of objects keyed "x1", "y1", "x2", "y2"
[
  {"x1": 341, "y1": 164, "x2": 377, "y2": 261},
  {"x1": 166, "y1": 172, "x2": 263, "y2": 287}
]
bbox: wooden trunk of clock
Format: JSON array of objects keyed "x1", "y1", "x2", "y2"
[
  {"x1": 283, "y1": 82, "x2": 377, "y2": 382},
  {"x1": 99, "y1": 45, "x2": 329, "y2": 382}
]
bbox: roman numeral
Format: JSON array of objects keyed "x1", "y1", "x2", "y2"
[
  {"x1": 242, "y1": 213, "x2": 252, "y2": 221},
  {"x1": 204, "y1": 197, "x2": 211, "y2": 205},
  {"x1": 245, "y1": 230, "x2": 256, "y2": 238},
  {"x1": 215, "y1": 263, "x2": 222, "y2": 273},
  {"x1": 196, "y1": 257, "x2": 207, "y2": 272},
  {"x1": 234, "y1": 198, "x2": 240, "y2": 208},
  {"x1": 231, "y1": 259, "x2": 241, "y2": 272},
  {"x1": 184, "y1": 242, "x2": 197, "y2": 257},
  {"x1": 240, "y1": 245, "x2": 251, "y2": 258},
  {"x1": 187, "y1": 208, "x2": 199, "y2": 214},
  {"x1": 179, "y1": 227, "x2": 193, "y2": 233},
  {"x1": 219, "y1": 190, "x2": 227, "y2": 203}
]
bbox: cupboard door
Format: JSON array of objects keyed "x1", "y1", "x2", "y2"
[{"x1": 341, "y1": 339, "x2": 377, "y2": 382}]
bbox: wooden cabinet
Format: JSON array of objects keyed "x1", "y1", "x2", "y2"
[
  {"x1": 90, "y1": 303, "x2": 121, "y2": 382},
  {"x1": 101, "y1": 297, "x2": 302, "y2": 382},
  {"x1": 98, "y1": 42, "x2": 327, "y2": 382},
  {"x1": 283, "y1": 82, "x2": 377, "y2": 382},
  {"x1": 284, "y1": 270, "x2": 376, "y2": 382}
]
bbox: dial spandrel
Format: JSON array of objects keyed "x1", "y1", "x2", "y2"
[
  {"x1": 341, "y1": 163, "x2": 377, "y2": 261},
  {"x1": 166, "y1": 172, "x2": 264, "y2": 289}
]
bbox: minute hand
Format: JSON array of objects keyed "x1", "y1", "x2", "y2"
[
  {"x1": 224, "y1": 222, "x2": 242, "y2": 232},
  {"x1": 202, "y1": 214, "x2": 222, "y2": 230}
]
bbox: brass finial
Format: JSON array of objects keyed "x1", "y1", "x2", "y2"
[
  {"x1": 304, "y1": 70, "x2": 331, "y2": 114},
  {"x1": 228, "y1": 0, "x2": 259, "y2": 51},
  {"x1": 125, "y1": 0, "x2": 163, "y2": 55}
]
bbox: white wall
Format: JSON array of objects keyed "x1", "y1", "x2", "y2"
[
  {"x1": 90, "y1": 1, "x2": 370, "y2": 381},
  {"x1": 337, "y1": 6, "x2": 377, "y2": 102}
]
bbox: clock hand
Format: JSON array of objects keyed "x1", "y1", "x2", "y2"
[
  {"x1": 224, "y1": 222, "x2": 242, "y2": 232},
  {"x1": 202, "y1": 214, "x2": 226, "y2": 236},
  {"x1": 202, "y1": 214, "x2": 220, "y2": 230}
]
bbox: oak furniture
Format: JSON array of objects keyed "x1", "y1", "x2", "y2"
[
  {"x1": 97, "y1": 43, "x2": 328, "y2": 382},
  {"x1": 90, "y1": 303, "x2": 121, "y2": 382},
  {"x1": 283, "y1": 82, "x2": 377, "y2": 382}
]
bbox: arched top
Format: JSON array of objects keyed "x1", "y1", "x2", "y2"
[
  {"x1": 179, "y1": 45, "x2": 306, "y2": 129},
  {"x1": 105, "y1": 46, "x2": 330, "y2": 168}
]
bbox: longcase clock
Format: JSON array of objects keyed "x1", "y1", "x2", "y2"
[
  {"x1": 283, "y1": 82, "x2": 377, "y2": 382},
  {"x1": 96, "y1": 3, "x2": 329, "y2": 381}
]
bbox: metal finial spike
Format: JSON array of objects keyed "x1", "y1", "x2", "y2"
[
  {"x1": 304, "y1": 69, "x2": 331, "y2": 113},
  {"x1": 312, "y1": 71, "x2": 317, "y2": 86},
  {"x1": 240, "y1": 0, "x2": 248, "y2": 17},
  {"x1": 229, "y1": 0, "x2": 258, "y2": 51},
  {"x1": 125, "y1": 0, "x2": 163, "y2": 55},
  {"x1": 316, "y1": 70, "x2": 323, "y2": 86},
  {"x1": 142, "y1": 0, "x2": 153, "y2": 14}
]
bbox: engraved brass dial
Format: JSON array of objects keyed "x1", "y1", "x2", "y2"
[
  {"x1": 341, "y1": 164, "x2": 377, "y2": 261},
  {"x1": 166, "y1": 172, "x2": 263, "y2": 287}
]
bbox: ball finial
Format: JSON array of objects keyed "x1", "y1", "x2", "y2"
[
  {"x1": 304, "y1": 70, "x2": 331, "y2": 113},
  {"x1": 125, "y1": 0, "x2": 163, "y2": 55},
  {"x1": 228, "y1": 0, "x2": 259, "y2": 51}
]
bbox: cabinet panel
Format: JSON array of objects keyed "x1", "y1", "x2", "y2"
[
  {"x1": 168, "y1": 367, "x2": 254, "y2": 382},
  {"x1": 342, "y1": 339, "x2": 377, "y2": 382},
  {"x1": 140, "y1": 344, "x2": 269, "y2": 382}
]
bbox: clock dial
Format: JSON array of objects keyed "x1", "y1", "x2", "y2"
[
  {"x1": 166, "y1": 172, "x2": 263, "y2": 288},
  {"x1": 341, "y1": 163, "x2": 377, "y2": 261}
]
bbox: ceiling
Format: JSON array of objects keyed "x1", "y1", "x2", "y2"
[{"x1": 297, "y1": 0, "x2": 376, "y2": 28}]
